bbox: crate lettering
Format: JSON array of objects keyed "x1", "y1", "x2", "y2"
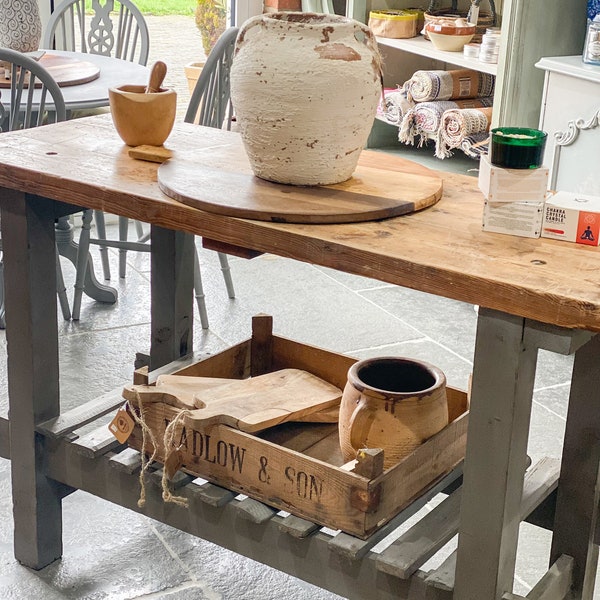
[
  {"x1": 258, "y1": 456, "x2": 270, "y2": 483},
  {"x1": 164, "y1": 419, "x2": 247, "y2": 473},
  {"x1": 285, "y1": 466, "x2": 323, "y2": 502}
]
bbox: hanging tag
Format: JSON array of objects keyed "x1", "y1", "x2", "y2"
[
  {"x1": 164, "y1": 447, "x2": 184, "y2": 480},
  {"x1": 108, "y1": 403, "x2": 135, "y2": 444},
  {"x1": 468, "y1": 2, "x2": 480, "y2": 25}
]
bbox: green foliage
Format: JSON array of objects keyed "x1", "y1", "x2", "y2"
[
  {"x1": 85, "y1": 0, "x2": 195, "y2": 16},
  {"x1": 194, "y1": 0, "x2": 226, "y2": 55}
]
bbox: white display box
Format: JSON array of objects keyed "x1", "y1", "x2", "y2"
[
  {"x1": 478, "y1": 154, "x2": 549, "y2": 203},
  {"x1": 482, "y1": 200, "x2": 544, "y2": 238},
  {"x1": 541, "y1": 191, "x2": 600, "y2": 246}
]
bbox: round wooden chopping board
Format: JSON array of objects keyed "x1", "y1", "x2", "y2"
[
  {"x1": 0, "y1": 53, "x2": 100, "y2": 88},
  {"x1": 158, "y1": 158, "x2": 443, "y2": 224}
]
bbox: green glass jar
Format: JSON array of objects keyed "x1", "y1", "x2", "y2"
[{"x1": 490, "y1": 127, "x2": 547, "y2": 169}]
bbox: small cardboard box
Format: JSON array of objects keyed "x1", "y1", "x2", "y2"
[
  {"x1": 541, "y1": 191, "x2": 600, "y2": 246},
  {"x1": 478, "y1": 154, "x2": 549, "y2": 203},
  {"x1": 483, "y1": 199, "x2": 544, "y2": 238}
]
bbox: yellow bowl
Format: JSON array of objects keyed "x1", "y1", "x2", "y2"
[
  {"x1": 425, "y1": 23, "x2": 476, "y2": 52},
  {"x1": 109, "y1": 84, "x2": 177, "y2": 147}
]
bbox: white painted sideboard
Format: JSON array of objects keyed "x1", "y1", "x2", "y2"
[{"x1": 536, "y1": 55, "x2": 600, "y2": 195}]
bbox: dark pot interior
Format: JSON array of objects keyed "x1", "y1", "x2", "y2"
[{"x1": 356, "y1": 359, "x2": 436, "y2": 393}]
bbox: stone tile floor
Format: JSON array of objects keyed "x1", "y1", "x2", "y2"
[{"x1": 0, "y1": 13, "x2": 595, "y2": 600}]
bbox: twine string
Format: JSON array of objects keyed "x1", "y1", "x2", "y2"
[
  {"x1": 161, "y1": 409, "x2": 193, "y2": 508},
  {"x1": 131, "y1": 391, "x2": 159, "y2": 508}
]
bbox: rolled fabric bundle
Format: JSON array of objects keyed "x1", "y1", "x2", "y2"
[
  {"x1": 404, "y1": 69, "x2": 496, "y2": 103},
  {"x1": 435, "y1": 106, "x2": 493, "y2": 159},
  {"x1": 459, "y1": 132, "x2": 491, "y2": 159},
  {"x1": 399, "y1": 97, "x2": 493, "y2": 146},
  {"x1": 378, "y1": 88, "x2": 415, "y2": 125}
]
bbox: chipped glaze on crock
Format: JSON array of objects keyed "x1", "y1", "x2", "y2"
[{"x1": 230, "y1": 12, "x2": 382, "y2": 186}]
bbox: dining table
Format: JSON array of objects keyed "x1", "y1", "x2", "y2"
[
  {"x1": 0, "y1": 114, "x2": 599, "y2": 600},
  {"x1": 0, "y1": 49, "x2": 150, "y2": 308}
]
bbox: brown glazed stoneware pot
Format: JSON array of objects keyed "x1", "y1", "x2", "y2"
[{"x1": 338, "y1": 356, "x2": 448, "y2": 469}]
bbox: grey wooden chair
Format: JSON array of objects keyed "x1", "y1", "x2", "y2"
[
  {"x1": 183, "y1": 26, "x2": 238, "y2": 328},
  {"x1": 0, "y1": 48, "x2": 71, "y2": 327},
  {"x1": 43, "y1": 0, "x2": 150, "y2": 318},
  {"x1": 42, "y1": 0, "x2": 149, "y2": 65}
]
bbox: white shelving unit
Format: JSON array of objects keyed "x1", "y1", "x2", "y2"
[{"x1": 376, "y1": 35, "x2": 498, "y2": 76}]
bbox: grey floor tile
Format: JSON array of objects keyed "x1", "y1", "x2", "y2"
[
  {"x1": 199, "y1": 254, "x2": 424, "y2": 354},
  {"x1": 359, "y1": 285, "x2": 478, "y2": 362}
]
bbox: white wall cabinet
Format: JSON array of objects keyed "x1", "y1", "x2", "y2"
[{"x1": 536, "y1": 55, "x2": 600, "y2": 196}]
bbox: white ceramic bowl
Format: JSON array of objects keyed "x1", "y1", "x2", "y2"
[{"x1": 425, "y1": 23, "x2": 476, "y2": 52}]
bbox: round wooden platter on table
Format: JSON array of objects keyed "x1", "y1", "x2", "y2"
[
  {"x1": 157, "y1": 153, "x2": 443, "y2": 224},
  {"x1": 0, "y1": 53, "x2": 100, "y2": 88}
]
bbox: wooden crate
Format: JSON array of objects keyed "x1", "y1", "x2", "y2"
[{"x1": 126, "y1": 315, "x2": 468, "y2": 539}]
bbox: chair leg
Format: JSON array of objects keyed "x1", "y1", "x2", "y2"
[
  {"x1": 193, "y1": 249, "x2": 209, "y2": 329},
  {"x1": 135, "y1": 220, "x2": 145, "y2": 241},
  {"x1": 118, "y1": 216, "x2": 129, "y2": 278},
  {"x1": 72, "y1": 209, "x2": 93, "y2": 321},
  {"x1": 217, "y1": 252, "x2": 235, "y2": 298},
  {"x1": 93, "y1": 210, "x2": 111, "y2": 280},
  {"x1": 55, "y1": 248, "x2": 71, "y2": 321}
]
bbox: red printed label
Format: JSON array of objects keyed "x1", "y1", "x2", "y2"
[{"x1": 577, "y1": 211, "x2": 600, "y2": 246}]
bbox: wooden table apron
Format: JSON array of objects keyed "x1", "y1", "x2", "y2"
[{"x1": 0, "y1": 115, "x2": 599, "y2": 600}]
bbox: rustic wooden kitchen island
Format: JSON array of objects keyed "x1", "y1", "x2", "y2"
[{"x1": 0, "y1": 115, "x2": 598, "y2": 600}]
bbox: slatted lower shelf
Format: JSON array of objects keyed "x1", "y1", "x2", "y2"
[{"x1": 31, "y1": 394, "x2": 562, "y2": 600}]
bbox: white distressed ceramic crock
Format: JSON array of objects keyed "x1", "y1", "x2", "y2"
[
  {"x1": 230, "y1": 12, "x2": 382, "y2": 186},
  {"x1": 0, "y1": 0, "x2": 42, "y2": 53},
  {"x1": 339, "y1": 357, "x2": 449, "y2": 469}
]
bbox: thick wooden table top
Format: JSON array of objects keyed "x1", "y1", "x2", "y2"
[{"x1": 0, "y1": 114, "x2": 599, "y2": 332}]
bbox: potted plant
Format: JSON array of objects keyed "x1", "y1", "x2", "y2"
[{"x1": 184, "y1": 0, "x2": 227, "y2": 95}]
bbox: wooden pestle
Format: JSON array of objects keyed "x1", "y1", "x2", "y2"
[{"x1": 145, "y1": 60, "x2": 167, "y2": 94}]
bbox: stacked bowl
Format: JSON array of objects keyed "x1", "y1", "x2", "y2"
[{"x1": 425, "y1": 18, "x2": 475, "y2": 52}]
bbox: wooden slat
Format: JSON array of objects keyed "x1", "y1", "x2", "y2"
[
  {"x1": 425, "y1": 551, "x2": 456, "y2": 592},
  {"x1": 37, "y1": 387, "x2": 125, "y2": 438},
  {"x1": 278, "y1": 515, "x2": 321, "y2": 538},
  {"x1": 202, "y1": 237, "x2": 263, "y2": 260},
  {"x1": 503, "y1": 555, "x2": 574, "y2": 600},
  {"x1": 150, "y1": 468, "x2": 195, "y2": 490},
  {"x1": 376, "y1": 488, "x2": 461, "y2": 578},
  {"x1": 378, "y1": 457, "x2": 560, "y2": 580},
  {"x1": 423, "y1": 457, "x2": 560, "y2": 593},
  {"x1": 235, "y1": 497, "x2": 278, "y2": 524},
  {"x1": 109, "y1": 447, "x2": 143, "y2": 474},
  {"x1": 44, "y1": 435, "x2": 434, "y2": 600},
  {"x1": 71, "y1": 424, "x2": 124, "y2": 458},
  {"x1": 328, "y1": 466, "x2": 463, "y2": 560},
  {"x1": 187, "y1": 481, "x2": 236, "y2": 507}
]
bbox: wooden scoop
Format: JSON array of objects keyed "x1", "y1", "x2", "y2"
[
  {"x1": 145, "y1": 60, "x2": 167, "y2": 93},
  {"x1": 123, "y1": 368, "x2": 342, "y2": 433}
]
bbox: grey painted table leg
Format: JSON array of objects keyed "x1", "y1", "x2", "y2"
[
  {"x1": 150, "y1": 225, "x2": 195, "y2": 370},
  {"x1": 0, "y1": 190, "x2": 63, "y2": 569},
  {"x1": 454, "y1": 309, "x2": 538, "y2": 600},
  {"x1": 551, "y1": 334, "x2": 600, "y2": 599}
]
